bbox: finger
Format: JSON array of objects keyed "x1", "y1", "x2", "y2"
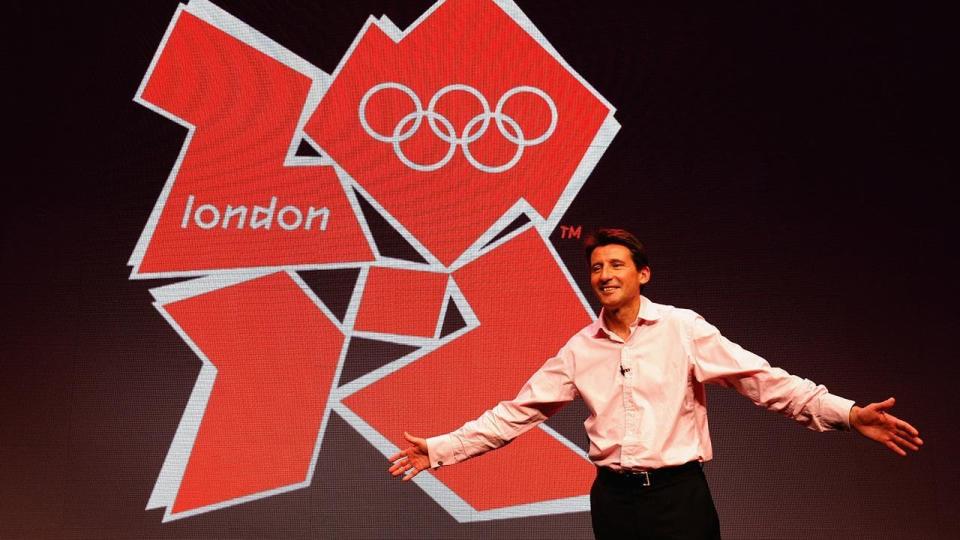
[
  {"x1": 388, "y1": 448, "x2": 410, "y2": 463},
  {"x1": 402, "y1": 465, "x2": 422, "y2": 482},
  {"x1": 891, "y1": 433, "x2": 920, "y2": 452},
  {"x1": 873, "y1": 397, "x2": 896, "y2": 412},
  {"x1": 388, "y1": 459, "x2": 408, "y2": 474},
  {"x1": 884, "y1": 439, "x2": 907, "y2": 457},
  {"x1": 893, "y1": 417, "x2": 920, "y2": 437},
  {"x1": 390, "y1": 461, "x2": 408, "y2": 476},
  {"x1": 895, "y1": 430, "x2": 923, "y2": 447},
  {"x1": 884, "y1": 413, "x2": 921, "y2": 440},
  {"x1": 395, "y1": 461, "x2": 417, "y2": 477},
  {"x1": 895, "y1": 425, "x2": 923, "y2": 445}
]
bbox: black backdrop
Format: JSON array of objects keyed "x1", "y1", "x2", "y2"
[{"x1": 4, "y1": 1, "x2": 958, "y2": 538}]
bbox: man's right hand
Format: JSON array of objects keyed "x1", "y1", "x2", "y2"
[{"x1": 388, "y1": 431, "x2": 431, "y2": 481}]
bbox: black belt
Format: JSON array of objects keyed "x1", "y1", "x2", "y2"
[{"x1": 597, "y1": 461, "x2": 701, "y2": 488}]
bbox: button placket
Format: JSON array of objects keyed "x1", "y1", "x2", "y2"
[
  {"x1": 621, "y1": 346, "x2": 639, "y2": 439},
  {"x1": 621, "y1": 342, "x2": 649, "y2": 469}
]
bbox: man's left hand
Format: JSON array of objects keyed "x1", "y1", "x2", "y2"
[{"x1": 850, "y1": 397, "x2": 923, "y2": 456}]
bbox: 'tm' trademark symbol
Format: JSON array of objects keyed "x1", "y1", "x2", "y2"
[{"x1": 559, "y1": 225, "x2": 582, "y2": 239}]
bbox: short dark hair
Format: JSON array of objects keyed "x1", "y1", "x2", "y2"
[{"x1": 583, "y1": 228, "x2": 649, "y2": 269}]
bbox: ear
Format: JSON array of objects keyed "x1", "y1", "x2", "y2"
[{"x1": 638, "y1": 266, "x2": 651, "y2": 285}]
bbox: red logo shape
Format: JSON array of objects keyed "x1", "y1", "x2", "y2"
[
  {"x1": 157, "y1": 272, "x2": 343, "y2": 515},
  {"x1": 131, "y1": 8, "x2": 373, "y2": 277},
  {"x1": 354, "y1": 267, "x2": 449, "y2": 338},
  {"x1": 343, "y1": 229, "x2": 597, "y2": 511},
  {"x1": 305, "y1": 0, "x2": 613, "y2": 266}
]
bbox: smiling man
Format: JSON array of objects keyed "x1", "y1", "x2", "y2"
[{"x1": 389, "y1": 228, "x2": 922, "y2": 539}]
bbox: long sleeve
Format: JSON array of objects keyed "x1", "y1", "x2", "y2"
[
  {"x1": 688, "y1": 314, "x2": 854, "y2": 432},
  {"x1": 426, "y1": 347, "x2": 578, "y2": 468}
]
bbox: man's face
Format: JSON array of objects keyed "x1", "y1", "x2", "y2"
[{"x1": 589, "y1": 244, "x2": 650, "y2": 311}]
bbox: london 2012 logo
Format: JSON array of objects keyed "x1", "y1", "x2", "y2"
[{"x1": 130, "y1": 0, "x2": 618, "y2": 523}]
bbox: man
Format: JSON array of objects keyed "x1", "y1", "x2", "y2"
[{"x1": 388, "y1": 228, "x2": 922, "y2": 539}]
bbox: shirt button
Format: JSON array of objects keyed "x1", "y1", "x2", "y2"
[{"x1": 437, "y1": 461, "x2": 443, "y2": 466}]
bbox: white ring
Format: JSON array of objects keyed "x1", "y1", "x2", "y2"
[
  {"x1": 392, "y1": 110, "x2": 458, "y2": 172},
  {"x1": 461, "y1": 113, "x2": 525, "y2": 174},
  {"x1": 359, "y1": 82, "x2": 424, "y2": 143},
  {"x1": 495, "y1": 85, "x2": 558, "y2": 146},
  {"x1": 427, "y1": 84, "x2": 492, "y2": 145}
]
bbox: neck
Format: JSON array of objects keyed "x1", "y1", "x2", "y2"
[{"x1": 602, "y1": 296, "x2": 641, "y2": 338}]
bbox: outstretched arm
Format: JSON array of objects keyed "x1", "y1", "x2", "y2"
[
  {"x1": 388, "y1": 432, "x2": 430, "y2": 481},
  {"x1": 690, "y1": 314, "x2": 855, "y2": 431},
  {"x1": 689, "y1": 314, "x2": 924, "y2": 454},
  {"x1": 850, "y1": 397, "x2": 923, "y2": 456},
  {"x1": 387, "y1": 347, "x2": 578, "y2": 480}
]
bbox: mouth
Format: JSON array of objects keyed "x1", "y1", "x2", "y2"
[{"x1": 599, "y1": 285, "x2": 619, "y2": 294}]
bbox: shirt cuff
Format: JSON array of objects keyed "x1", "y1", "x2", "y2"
[
  {"x1": 426, "y1": 434, "x2": 467, "y2": 469},
  {"x1": 817, "y1": 393, "x2": 856, "y2": 431}
]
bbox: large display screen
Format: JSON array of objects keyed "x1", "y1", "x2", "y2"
[{"x1": 4, "y1": 1, "x2": 955, "y2": 538}]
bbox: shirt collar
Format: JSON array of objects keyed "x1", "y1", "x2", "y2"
[{"x1": 590, "y1": 295, "x2": 661, "y2": 338}]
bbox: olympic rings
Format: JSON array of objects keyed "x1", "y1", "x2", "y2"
[{"x1": 358, "y1": 82, "x2": 558, "y2": 173}]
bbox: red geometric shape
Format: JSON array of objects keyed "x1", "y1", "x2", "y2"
[
  {"x1": 354, "y1": 267, "x2": 448, "y2": 338},
  {"x1": 343, "y1": 229, "x2": 595, "y2": 510},
  {"x1": 162, "y1": 272, "x2": 343, "y2": 513},
  {"x1": 305, "y1": 0, "x2": 612, "y2": 265},
  {"x1": 134, "y1": 11, "x2": 373, "y2": 275}
]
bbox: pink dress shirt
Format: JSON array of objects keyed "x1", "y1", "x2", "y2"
[{"x1": 427, "y1": 296, "x2": 855, "y2": 471}]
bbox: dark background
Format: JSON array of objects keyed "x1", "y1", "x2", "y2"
[{"x1": 4, "y1": 1, "x2": 957, "y2": 538}]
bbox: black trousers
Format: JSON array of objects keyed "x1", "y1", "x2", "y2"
[{"x1": 590, "y1": 463, "x2": 721, "y2": 540}]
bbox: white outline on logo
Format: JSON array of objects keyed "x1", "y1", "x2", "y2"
[{"x1": 359, "y1": 82, "x2": 557, "y2": 173}]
